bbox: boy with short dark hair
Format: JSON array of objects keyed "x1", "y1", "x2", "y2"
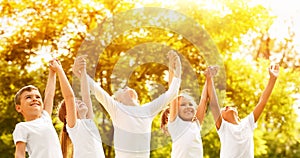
[{"x1": 13, "y1": 59, "x2": 63, "y2": 158}]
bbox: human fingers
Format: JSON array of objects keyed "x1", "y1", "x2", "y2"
[
  {"x1": 269, "y1": 63, "x2": 279, "y2": 77},
  {"x1": 168, "y1": 50, "x2": 178, "y2": 62},
  {"x1": 211, "y1": 66, "x2": 218, "y2": 76},
  {"x1": 78, "y1": 54, "x2": 88, "y2": 59}
]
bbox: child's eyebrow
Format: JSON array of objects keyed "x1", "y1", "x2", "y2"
[
  {"x1": 24, "y1": 93, "x2": 41, "y2": 98},
  {"x1": 180, "y1": 103, "x2": 189, "y2": 105},
  {"x1": 23, "y1": 94, "x2": 32, "y2": 98}
]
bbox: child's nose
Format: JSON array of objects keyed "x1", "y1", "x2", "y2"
[{"x1": 186, "y1": 106, "x2": 194, "y2": 110}]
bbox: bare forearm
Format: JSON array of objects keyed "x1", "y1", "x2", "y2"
[
  {"x1": 168, "y1": 66, "x2": 178, "y2": 122},
  {"x1": 57, "y1": 68, "x2": 77, "y2": 126},
  {"x1": 196, "y1": 80, "x2": 208, "y2": 123},
  {"x1": 45, "y1": 70, "x2": 56, "y2": 98},
  {"x1": 57, "y1": 69, "x2": 75, "y2": 100},
  {"x1": 253, "y1": 76, "x2": 277, "y2": 121},
  {"x1": 207, "y1": 77, "x2": 222, "y2": 127},
  {"x1": 259, "y1": 77, "x2": 277, "y2": 105},
  {"x1": 44, "y1": 70, "x2": 56, "y2": 114},
  {"x1": 81, "y1": 69, "x2": 94, "y2": 118}
]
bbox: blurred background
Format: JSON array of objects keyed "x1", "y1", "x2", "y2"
[{"x1": 0, "y1": 0, "x2": 299, "y2": 157}]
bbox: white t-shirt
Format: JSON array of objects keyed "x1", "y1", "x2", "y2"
[
  {"x1": 88, "y1": 76, "x2": 181, "y2": 158},
  {"x1": 217, "y1": 112, "x2": 257, "y2": 158},
  {"x1": 67, "y1": 119, "x2": 105, "y2": 158},
  {"x1": 168, "y1": 116, "x2": 203, "y2": 158},
  {"x1": 12, "y1": 110, "x2": 63, "y2": 158}
]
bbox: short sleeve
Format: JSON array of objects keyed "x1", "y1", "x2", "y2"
[
  {"x1": 12, "y1": 124, "x2": 28, "y2": 145},
  {"x1": 41, "y1": 110, "x2": 52, "y2": 122},
  {"x1": 248, "y1": 112, "x2": 257, "y2": 130},
  {"x1": 168, "y1": 117, "x2": 189, "y2": 141},
  {"x1": 66, "y1": 119, "x2": 79, "y2": 132},
  {"x1": 217, "y1": 117, "x2": 227, "y2": 134},
  {"x1": 168, "y1": 116, "x2": 180, "y2": 137}
]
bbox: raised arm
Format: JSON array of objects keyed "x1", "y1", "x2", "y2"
[
  {"x1": 206, "y1": 66, "x2": 222, "y2": 129},
  {"x1": 73, "y1": 55, "x2": 118, "y2": 116},
  {"x1": 43, "y1": 64, "x2": 56, "y2": 115},
  {"x1": 195, "y1": 77, "x2": 208, "y2": 124},
  {"x1": 253, "y1": 64, "x2": 279, "y2": 122},
  {"x1": 50, "y1": 59, "x2": 77, "y2": 128},
  {"x1": 168, "y1": 50, "x2": 181, "y2": 122},
  {"x1": 78, "y1": 56, "x2": 94, "y2": 119}
]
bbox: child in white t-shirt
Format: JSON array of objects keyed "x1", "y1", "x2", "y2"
[
  {"x1": 72, "y1": 50, "x2": 181, "y2": 158},
  {"x1": 208, "y1": 64, "x2": 279, "y2": 158},
  {"x1": 160, "y1": 66, "x2": 217, "y2": 158},
  {"x1": 13, "y1": 59, "x2": 63, "y2": 158},
  {"x1": 49, "y1": 59, "x2": 105, "y2": 158}
]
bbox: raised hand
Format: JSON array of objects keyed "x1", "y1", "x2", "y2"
[
  {"x1": 49, "y1": 58, "x2": 62, "y2": 72},
  {"x1": 204, "y1": 65, "x2": 219, "y2": 79},
  {"x1": 210, "y1": 65, "x2": 218, "y2": 77},
  {"x1": 269, "y1": 64, "x2": 279, "y2": 78},
  {"x1": 72, "y1": 55, "x2": 87, "y2": 78},
  {"x1": 168, "y1": 50, "x2": 181, "y2": 78},
  {"x1": 253, "y1": 63, "x2": 279, "y2": 122}
]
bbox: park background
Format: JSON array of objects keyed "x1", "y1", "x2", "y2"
[{"x1": 0, "y1": 0, "x2": 300, "y2": 157}]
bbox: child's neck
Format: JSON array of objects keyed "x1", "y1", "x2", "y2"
[
  {"x1": 24, "y1": 114, "x2": 42, "y2": 122},
  {"x1": 123, "y1": 99, "x2": 139, "y2": 106},
  {"x1": 231, "y1": 117, "x2": 241, "y2": 124},
  {"x1": 225, "y1": 116, "x2": 240, "y2": 125}
]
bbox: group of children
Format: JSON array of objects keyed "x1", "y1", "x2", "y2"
[{"x1": 12, "y1": 50, "x2": 279, "y2": 158}]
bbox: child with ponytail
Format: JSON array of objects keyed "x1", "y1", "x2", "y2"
[
  {"x1": 54, "y1": 57, "x2": 105, "y2": 158},
  {"x1": 161, "y1": 66, "x2": 217, "y2": 158}
]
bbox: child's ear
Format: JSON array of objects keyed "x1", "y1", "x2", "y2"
[{"x1": 15, "y1": 105, "x2": 22, "y2": 113}]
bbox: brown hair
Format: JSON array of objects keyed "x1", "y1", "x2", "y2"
[
  {"x1": 14, "y1": 85, "x2": 39, "y2": 105},
  {"x1": 160, "y1": 107, "x2": 170, "y2": 135},
  {"x1": 58, "y1": 100, "x2": 73, "y2": 158}
]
